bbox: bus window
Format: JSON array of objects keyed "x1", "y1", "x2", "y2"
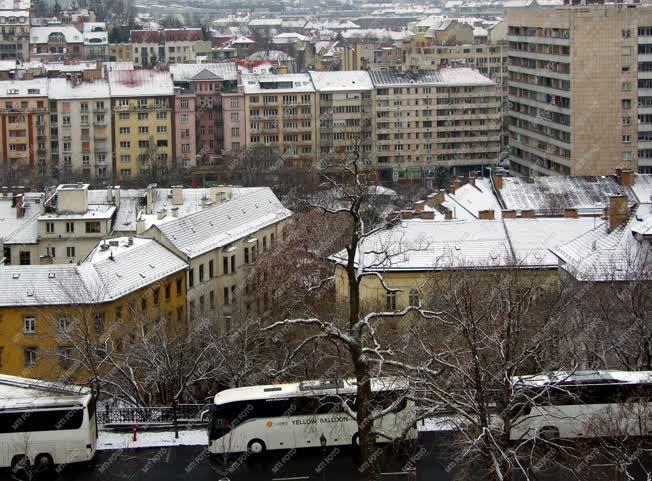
[{"x1": 0, "y1": 408, "x2": 83, "y2": 433}]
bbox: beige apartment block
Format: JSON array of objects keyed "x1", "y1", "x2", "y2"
[
  {"x1": 369, "y1": 69, "x2": 501, "y2": 183},
  {"x1": 507, "y1": 4, "x2": 652, "y2": 176},
  {"x1": 49, "y1": 78, "x2": 112, "y2": 180},
  {"x1": 309, "y1": 71, "x2": 374, "y2": 168},
  {"x1": 242, "y1": 73, "x2": 318, "y2": 170}
]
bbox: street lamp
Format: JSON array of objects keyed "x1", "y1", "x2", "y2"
[{"x1": 320, "y1": 434, "x2": 327, "y2": 481}]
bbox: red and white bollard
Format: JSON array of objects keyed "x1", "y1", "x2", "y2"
[{"x1": 132, "y1": 424, "x2": 137, "y2": 442}]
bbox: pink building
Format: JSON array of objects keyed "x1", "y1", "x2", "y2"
[
  {"x1": 221, "y1": 86, "x2": 245, "y2": 155},
  {"x1": 174, "y1": 93, "x2": 197, "y2": 168},
  {"x1": 169, "y1": 63, "x2": 238, "y2": 165}
]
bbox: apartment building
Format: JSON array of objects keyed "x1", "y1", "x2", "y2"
[
  {"x1": 144, "y1": 187, "x2": 292, "y2": 328},
  {"x1": 242, "y1": 73, "x2": 317, "y2": 169},
  {"x1": 222, "y1": 88, "x2": 246, "y2": 155},
  {"x1": 308, "y1": 70, "x2": 374, "y2": 167},
  {"x1": 131, "y1": 29, "x2": 203, "y2": 67},
  {"x1": 82, "y1": 22, "x2": 108, "y2": 61},
  {"x1": 107, "y1": 69, "x2": 175, "y2": 180},
  {"x1": 30, "y1": 25, "x2": 84, "y2": 61},
  {"x1": 174, "y1": 93, "x2": 197, "y2": 168},
  {"x1": 0, "y1": 237, "x2": 187, "y2": 379},
  {"x1": 49, "y1": 78, "x2": 112, "y2": 180},
  {"x1": 170, "y1": 63, "x2": 239, "y2": 159},
  {"x1": 0, "y1": 78, "x2": 50, "y2": 176},
  {"x1": 0, "y1": 1, "x2": 30, "y2": 61},
  {"x1": 369, "y1": 69, "x2": 501, "y2": 182},
  {"x1": 507, "y1": 4, "x2": 652, "y2": 176},
  {"x1": 37, "y1": 183, "x2": 115, "y2": 264}
]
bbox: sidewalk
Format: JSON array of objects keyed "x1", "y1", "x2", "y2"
[{"x1": 97, "y1": 428, "x2": 207, "y2": 451}]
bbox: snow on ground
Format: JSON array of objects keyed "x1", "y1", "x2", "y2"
[
  {"x1": 97, "y1": 429, "x2": 207, "y2": 451},
  {"x1": 418, "y1": 417, "x2": 462, "y2": 432}
]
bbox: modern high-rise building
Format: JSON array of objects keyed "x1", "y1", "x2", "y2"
[{"x1": 507, "y1": 3, "x2": 652, "y2": 176}]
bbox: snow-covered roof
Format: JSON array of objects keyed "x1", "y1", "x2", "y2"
[
  {"x1": 497, "y1": 176, "x2": 637, "y2": 215},
  {"x1": 48, "y1": 78, "x2": 110, "y2": 99},
  {"x1": 332, "y1": 214, "x2": 599, "y2": 272},
  {"x1": 369, "y1": 68, "x2": 494, "y2": 87},
  {"x1": 169, "y1": 62, "x2": 238, "y2": 82},
  {"x1": 104, "y1": 62, "x2": 134, "y2": 72},
  {"x1": 308, "y1": 70, "x2": 373, "y2": 91},
  {"x1": 0, "y1": 0, "x2": 30, "y2": 11},
  {"x1": 442, "y1": 178, "x2": 503, "y2": 220},
  {"x1": 39, "y1": 204, "x2": 115, "y2": 221},
  {"x1": 0, "y1": 193, "x2": 43, "y2": 245},
  {"x1": 551, "y1": 204, "x2": 652, "y2": 281},
  {"x1": 514, "y1": 370, "x2": 652, "y2": 388},
  {"x1": 31, "y1": 25, "x2": 83, "y2": 44},
  {"x1": 271, "y1": 32, "x2": 309, "y2": 44},
  {"x1": 151, "y1": 188, "x2": 292, "y2": 259},
  {"x1": 341, "y1": 28, "x2": 414, "y2": 41},
  {"x1": 0, "y1": 237, "x2": 187, "y2": 307},
  {"x1": 631, "y1": 174, "x2": 652, "y2": 204},
  {"x1": 246, "y1": 50, "x2": 293, "y2": 62},
  {"x1": 82, "y1": 22, "x2": 106, "y2": 33},
  {"x1": 107, "y1": 70, "x2": 174, "y2": 98},
  {"x1": 242, "y1": 73, "x2": 314, "y2": 94},
  {"x1": 248, "y1": 18, "x2": 283, "y2": 27},
  {"x1": 415, "y1": 16, "x2": 453, "y2": 30},
  {"x1": 0, "y1": 78, "x2": 48, "y2": 97}
]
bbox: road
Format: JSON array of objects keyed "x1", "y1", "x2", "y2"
[{"x1": 7, "y1": 434, "x2": 651, "y2": 481}]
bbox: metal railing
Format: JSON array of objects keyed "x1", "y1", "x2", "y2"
[{"x1": 97, "y1": 403, "x2": 209, "y2": 426}]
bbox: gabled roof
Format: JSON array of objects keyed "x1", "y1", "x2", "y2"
[
  {"x1": 0, "y1": 238, "x2": 187, "y2": 307},
  {"x1": 107, "y1": 69, "x2": 174, "y2": 97},
  {"x1": 151, "y1": 188, "x2": 292, "y2": 259},
  {"x1": 169, "y1": 62, "x2": 238, "y2": 82}
]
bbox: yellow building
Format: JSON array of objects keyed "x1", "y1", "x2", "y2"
[
  {"x1": 0, "y1": 237, "x2": 187, "y2": 380},
  {"x1": 331, "y1": 190, "x2": 600, "y2": 313},
  {"x1": 108, "y1": 70, "x2": 175, "y2": 180},
  {"x1": 0, "y1": 78, "x2": 50, "y2": 178},
  {"x1": 108, "y1": 43, "x2": 133, "y2": 62}
]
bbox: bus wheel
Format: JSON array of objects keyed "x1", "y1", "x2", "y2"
[
  {"x1": 10, "y1": 455, "x2": 30, "y2": 475},
  {"x1": 352, "y1": 433, "x2": 360, "y2": 446},
  {"x1": 539, "y1": 426, "x2": 560, "y2": 441},
  {"x1": 34, "y1": 454, "x2": 54, "y2": 473},
  {"x1": 247, "y1": 439, "x2": 266, "y2": 455}
]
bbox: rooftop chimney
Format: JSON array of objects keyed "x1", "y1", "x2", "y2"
[
  {"x1": 618, "y1": 168, "x2": 634, "y2": 187},
  {"x1": 502, "y1": 209, "x2": 517, "y2": 219},
  {"x1": 171, "y1": 185, "x2": 183, "y2": 206},
  {"x1": 478, "y1": 209, "x2": 495, "y2": 220},
  {"x1": 420, "y1": 210, "x2": 435, "y2": 220},
  {"x1": 492, "y1": 172, "x2": 503, "y2": 191},
  {"x1": 521, "y1": 209, "x2": 536, "y2": 218},
  {"x1": 414, "y1": 200, "x2": 426, "y2": 213},
  {"x1": 15, "y1": 193, "x2": 24, "y2": 218},
  {"x1": 607, "y1": 195, "x2": 628, "y2": 232},
  {"x1": 563, "y1": 208, "x2": 578, "y2": 218},
  {"x1": 171, "y1": 206, "x2": 179, "y2": 218},
  {"x1": 401, "y1": 210, "x2": 413, "y2": 220},
  {"x1": 157, "y1": 209, "x2": 166, "y2": 220},
  {"x1": 426, "y1": 190, "x2": 445, "y2": 208}
]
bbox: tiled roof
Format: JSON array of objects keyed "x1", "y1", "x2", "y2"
[{"x1": 153, "y1": 188, "x2": 292, "y2": 258}]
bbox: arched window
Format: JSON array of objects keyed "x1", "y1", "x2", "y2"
[{"x1": 409, "y1": 289, "x2": 419, "y2": 307}]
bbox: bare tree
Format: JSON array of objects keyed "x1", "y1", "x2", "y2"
[{"x1": 263, "y1": 151, "x2": 435, "y2": 481}]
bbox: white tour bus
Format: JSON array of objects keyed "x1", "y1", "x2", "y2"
[
  {"x1": 0, "y1": 374, "x2": 97, "y2": 472},
  {"x1": 207, "y1": 378, "x2": 416, "y2": 454},
  {"x1": 509, "y1": 370, "x2": 652, "y2": 441}
]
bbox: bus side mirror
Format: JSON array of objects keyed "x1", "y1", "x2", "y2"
[{"x1": 200, "y1": 409, "x2": 209, "y2": 422}]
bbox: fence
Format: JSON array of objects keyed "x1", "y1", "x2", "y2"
[{"x1": 97, "y1": 403, "x2": 209, "y2": 426}]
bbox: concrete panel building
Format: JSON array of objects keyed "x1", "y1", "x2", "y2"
[
  {"x1": 49, "y1": 78, "x2": 112, "y2": 180},
  {"x1": 507, "y1": 4, "x2": 652, "y2": 176}
]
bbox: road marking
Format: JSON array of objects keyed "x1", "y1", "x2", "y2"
[{"x1": 271, "y1": 477, "x2": 310, "y2": 481}]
